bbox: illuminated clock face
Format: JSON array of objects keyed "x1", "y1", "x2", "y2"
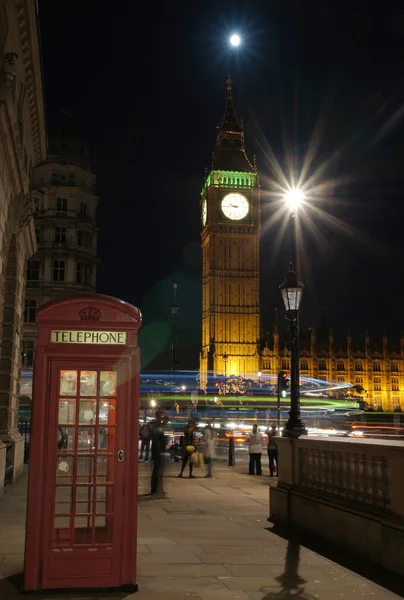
[
  {"x1": 221, "y1": 193, "x2": 249, "y2": 221},
  {"x1": 202, "y1": 200, "x2": 207, "y2": 226}
]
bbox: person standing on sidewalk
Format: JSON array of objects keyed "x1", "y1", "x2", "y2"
[
  {"x1": 149, "y1": 410, "x2": 169, "y2": 497},
  {"x1": 178, "y1": 420, "x2": 197, "y2": 479},
  {"x1": 248, "y1": 424, "x2": 263, "y2": 475},
  {"x1": 203, "y1": 423, "x2": 216, "y2": 478},
  {"x1": 139, "y1": 423, "x2": 151, "y2": 462},
  {"x1": 265, "y1": 423, "x2": 278, "y2": 477}
]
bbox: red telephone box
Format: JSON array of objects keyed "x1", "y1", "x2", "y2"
[{"x1": 24, "y1": 294, "x2": 142, "y2": 591}]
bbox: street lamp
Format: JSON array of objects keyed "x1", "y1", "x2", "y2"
[
  {"x1": 279, "y1": 263, "x2": 307, "y2": 437},
  {"x1": 283, "y1": 187, "x2": 305, "y2": 217}
]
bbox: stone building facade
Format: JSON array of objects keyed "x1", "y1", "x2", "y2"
[
  {"x1": 0, "y1": 0, "x2": 47, "y2": 492},
  {"x1": 22, "y1": 112, "x2": 99, "y2": 372},
  {"x1": 260, "y1": 326, "x2": 404, "y2": 411}
]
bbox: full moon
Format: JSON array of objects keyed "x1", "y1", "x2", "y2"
[{"x1": 230, "y1": 33, "x2": 241, "y2": 47}]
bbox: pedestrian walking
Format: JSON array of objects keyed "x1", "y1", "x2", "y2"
[
  {"x1": 248, "y1": 424, "x2": 263, "y2": 475},
  {"x1": 203, "y1": 423, "x2": 216, "y2": 478},
  {"x1": 139, "y1": 423, "x2": 150, "y2": 462},
  {"x1": 265, "y1": 423, "x2": 278, "y2": 477},
  {"x1": 149, "y1": 410, "x2": 169, "y2": 497},
  {"x1": 178, "y1": 420, "x2": 197, "y2": 478}
]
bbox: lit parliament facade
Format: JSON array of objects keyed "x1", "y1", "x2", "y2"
[{"x1": 199, "y1": 77, "x2": 404, "y2": 412}]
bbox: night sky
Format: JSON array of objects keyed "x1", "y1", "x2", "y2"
[{"x1": 38, "y1": 1, "x2": 404, "y2": 368}]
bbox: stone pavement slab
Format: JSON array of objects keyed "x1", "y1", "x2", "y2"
[{"x1": 0, "y1": 464, "x2": 402, "y2": 599}]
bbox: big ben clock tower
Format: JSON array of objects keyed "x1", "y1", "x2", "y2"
[{"x1": 200, "y1": 76, "x2": 260, "y2": 386}]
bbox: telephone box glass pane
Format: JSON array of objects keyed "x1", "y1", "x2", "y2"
[
  {"x1": 56, "y1": 456, "x2": 74, "y2": 484},
  {"x1": 77, "y1": 427, "x2": 96, "y2": 453},
  {"x1": 74, "y1": 517, "x2": 93, "y2": 544},
  {"x1": 54, "y1": 486, "x2": 72, "y2": 514},
  {"x1": 80, "y1": 371, "x2": 97, "y2": 396},
  {"x1": 58, "y1": 399, "x2": 76, "y2": 424},
  {"x1": 76, "y1": 456, "x2": 95, "y2": 483},
  {"x1": 100, "y1": 371, "x2": 117, "y2": 396},
  {"x1": 75, "y1": 486, "x2": 93, "y2": 514},
  {"x1": 96, "y1": 456, "x2": 114, "y2": 483},
  {"x1": 96, "y1": 486, "x2": 114, "y2": 513},
  {"x1": 98, "y1": 398, "x2": 116, "y2": 425},
  {"x1": 60, "y1": 370, "x2": 77, "y2": 396},
  {"x1": 98, "y1": 427, "x2": 115, "y2": 452},
  {"x1": 57, "y1": 427, "x2": 75, "y2": 452},
  {"x1": 79, "y1": 400, "x2": 97, "y2": 424}
]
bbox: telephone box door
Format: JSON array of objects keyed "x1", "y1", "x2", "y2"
[{"x1": 41, "y1": 360, "x2": 127, "y2": 589}]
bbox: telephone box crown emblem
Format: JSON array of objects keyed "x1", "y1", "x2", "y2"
[{"x1": 79, "y1": 305, "x2": 101, "y2": 321}]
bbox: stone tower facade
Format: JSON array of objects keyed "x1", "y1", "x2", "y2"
[
  {"x1": 200, "y1": 76, "x2": 260, "y2": 386},
  {"x1": 22, "y1": 112, "x2": 99, "y2": 371},
  {"x1": 0, "y1": 0, "x2": 47, "y2": 492}
]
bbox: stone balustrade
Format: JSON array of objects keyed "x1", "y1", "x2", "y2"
[{"x1": 270, "y1": 436, "x2": 404, "y2": 575}]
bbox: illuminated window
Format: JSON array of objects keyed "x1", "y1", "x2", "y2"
[
  {"x1": 392, "y1": 377, "x2": 399, "y2": 391},
  {"x1": 319, "y1": 375, "x2": 326, "y2": 381},
  {"x1": 374, "y1": 377, "x2": 381, "y2": 391},
  {"x1": 354, "y1": 363, "x2": 363, "y2": 371},
  {"x1": 373, "y1": 363, "x2": 381, "y2": 372},
  {"x1": 263, "y1": 361, "x2": 270, "y2": 370},
  {"x1": 391, "y1": 363, "x2": 399, "y2": 372},
  {"x1": 24, "y1": 299, "x2": 36, "y2": 323},
  {"x1": 337, "y1": 376, "x2": 344, "y2": 382},
  {"x1": 356, "y1": 377, "x2": 363, "y2": 385},
  {"x1": 319, "y1": 361, "x2": 327, "y2": 370},
  {"x1": 55, "y1": 226, "x2": 67, "y2": 243},
  {"x1": 282, "y1": 360, "x2": 289, "y2": 370},
  {"x1": 21, "y1": 339, "x2": 35, "y2": 368},
  {"x1": 53, "y1": 259, "x2": 65, "y2": 281},
  {"x1": 337, "y1": 362, "x2": 345, "y2": 371},
  {"x1": 301, "y1": 361, "x2": 308, "y2": 370}
]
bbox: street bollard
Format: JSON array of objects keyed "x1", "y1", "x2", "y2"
[{"x1": 228, "y1": 436, "x2": 235, "y2": 466}]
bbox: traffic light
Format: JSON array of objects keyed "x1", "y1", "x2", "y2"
[{"x1": 278, "y1": 371, "x2": 290, "y2": 396}]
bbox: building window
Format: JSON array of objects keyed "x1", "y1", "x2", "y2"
[
  {"x1": 56, "y1": 197, "x2": 68, "y2": 215},
  {"x1": 21, "y1": 339, "x2": 35, "y2": 368},
  {"x1": 392, "y1": 377, "x2": 399, "y2": 391},
  {"x1": 282, "y1": 360, "x2": 289, "y2": 370},
  {"x1": 301, "y1": 361, "x2": 309, "y2": 370},
  {"x1": 77, "y1": 230, "x2": 91, "y2": 248},
  {"x1": 355, "y1": 377, "x2": 363, "y2": 385},
  {"x1": 373, "y1": 362, "x2": 381, "y2": 372},
  {"x1": 391, "y1": 363, "x2": 399, "y2": 372},
  {"x1": 374, "y1": 377, "x2": 381, "y2": 391},
  {"x1": 337, "y1": 376, "x2": 344, "y2": 382},
  {"x1": 354, "y1": 363, "x2": 363, "y2": 371},
  {"x1": 27, "y1": 260, "x2": 40, "y2": 281},
  {"x1": 319, "y1": 360, "x2": 327, "y2": 370},
  {"x1": 24, "y1": 299, "x2": 36, "y2": 323},
  {"x1": 55, "y1": 226, "x2": 67, "y2": 243},
  {"x1": 53, "y1": 259, "x2": 65, "y2": 281},
  {"x1": 35, "y1": 228, "x2": 40, "y2": 242},
  {"x1": 337, "y1": 362, "x2": 345, "y2": 371},
  {"x1": 80, "y1": 202, "x2": 87, "y2": 215},
  {"x1": 76, "y1": 262, "x2": 91, "y2": 284},
  {"x1": 263, "y1": 360, "x2": 270, "y2": 370},
  {"x1": 319, "y1": 376, "x2": 326, "y2": 381}
]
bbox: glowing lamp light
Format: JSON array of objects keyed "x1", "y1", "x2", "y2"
[
  {"x1": 150, "y1": 399, "x2": 157, "y2": 408},
  {"x1": 279, "y1": 263, "x2": 304, "y2": 313},
  {"x1": 284, "y1": 187, "x2": 305, "y2": 215},
  {"x1": 230, "y1": 33, "x2": 241, "y2": 47}
]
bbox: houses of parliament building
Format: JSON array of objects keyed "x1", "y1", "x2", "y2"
[{"x1": 199, "y1": 77, "x2": 403, "y2": 413}]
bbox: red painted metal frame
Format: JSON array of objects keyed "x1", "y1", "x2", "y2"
[{"x1": 24, "y1": 294, "x2": 142, "y2": 591}]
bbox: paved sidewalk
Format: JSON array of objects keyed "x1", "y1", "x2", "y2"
[{"x1": 0, "y1": 463, "x2": 402, "y2": 599}]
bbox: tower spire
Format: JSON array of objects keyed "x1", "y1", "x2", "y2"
[{"x1": 212, "y1": 75, "x2": 253, "y2": 172}]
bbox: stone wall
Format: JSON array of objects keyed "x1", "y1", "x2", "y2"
[{"x1": 270, "y1": 436, "x2": 404, "y2": 575}]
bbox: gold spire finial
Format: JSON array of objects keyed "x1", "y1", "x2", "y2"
[{"x1": 226, "y1": 73, "x2": 232, "y2": 92}]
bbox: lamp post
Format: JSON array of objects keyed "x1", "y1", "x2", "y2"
[
  {"x1": 223, "y1": 353, "x2": 228, "y2": 395},
  {"x1": 279, "y1": 264, "x2": 307, "y2": 437}
]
